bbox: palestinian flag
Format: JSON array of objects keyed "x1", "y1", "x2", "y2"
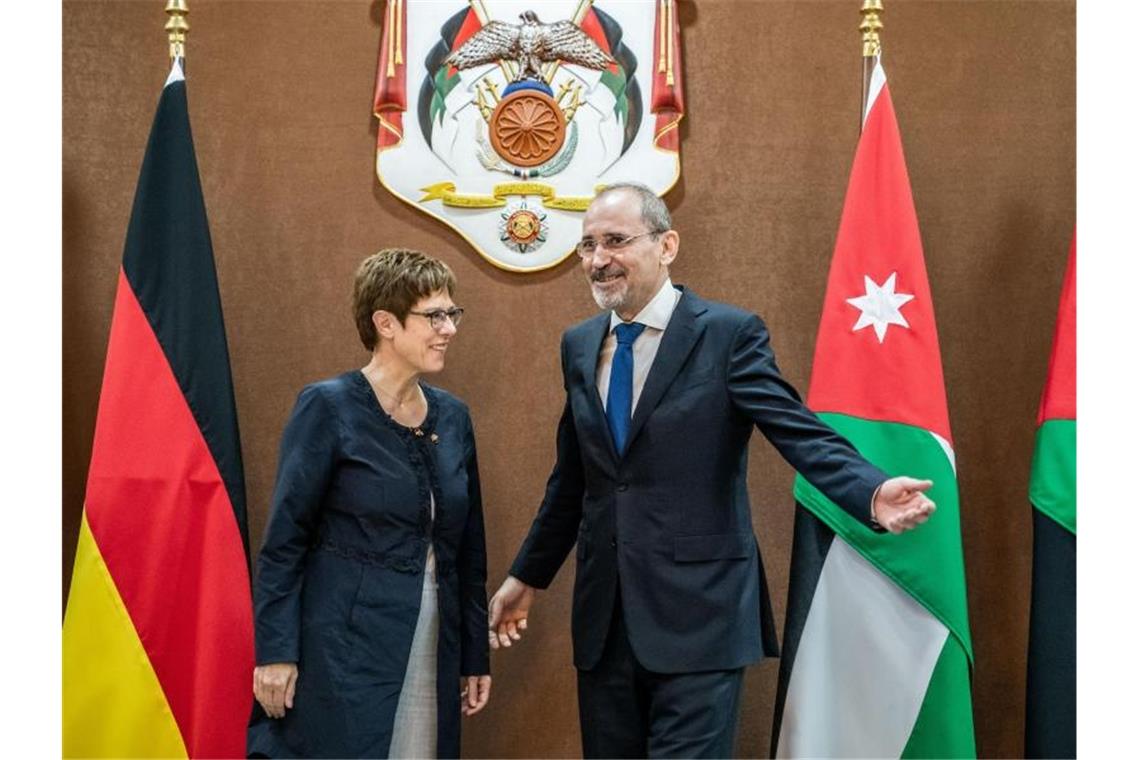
[
  {"x1": 1025, "y1": 233, "x2": 1076, "y2": 758},
  {"x1": 772, "y1": 60, "x2": 976, "y2": 758},
  {"x1": 62, "y1": 60, "x2": 254, "y2": 758},
  {"x1": 417, "y1": 6, "x2": 480, "y2": 137},
  {"x1": 580, "y1": 5, "x2": 643, "y2": 153}
]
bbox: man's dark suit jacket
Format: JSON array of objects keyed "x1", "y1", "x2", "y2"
[{"x1": 510, "y1": 286, "x2": 889, "y2": 674}]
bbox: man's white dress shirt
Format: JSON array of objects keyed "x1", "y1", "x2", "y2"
[{"x1": 595, "y1": 278, "x2": 681, "y2": 413}]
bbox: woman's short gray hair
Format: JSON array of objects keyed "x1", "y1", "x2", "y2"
[{"x1": 595, "y1": 181, "x2": 672, "y2": 233}]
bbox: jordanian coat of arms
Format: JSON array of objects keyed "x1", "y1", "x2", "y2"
[{"x1": 373, "y1": 0, "x2": 685, "y2": 272}]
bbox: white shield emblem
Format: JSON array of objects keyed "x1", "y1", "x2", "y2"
[{"x1": 373, "y1": 0, "x2": 685, "y2": 272}]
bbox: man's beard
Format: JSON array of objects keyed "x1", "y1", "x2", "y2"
[
  {"x1": 591, "y1": 282, "x2": 628, "y2": 311},
  {"x1": 589, "y1": 266, "x2": 628, "y2": 311}
]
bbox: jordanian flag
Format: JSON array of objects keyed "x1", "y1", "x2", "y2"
[
  {"x1": 63, "y1": 60, "x2": 254, "y2": 758},
  {"x1": 772, "y1": 60, "x2": 975, "y2": 758},
  {"x1": 1025, "y1": 233, "x2": 1076, "y2": 758}
]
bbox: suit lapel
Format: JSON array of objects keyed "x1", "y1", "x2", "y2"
[
  {"x1": 572, "y1": 312, "x2": 620, "y2": 464},
  {"x1": 625, "y1": 288, "x2": 707, "y2": 455}
]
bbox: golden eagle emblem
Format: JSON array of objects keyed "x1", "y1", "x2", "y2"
[{"x1": 445, "y1": 10, "x2": 615, "y2": 82}]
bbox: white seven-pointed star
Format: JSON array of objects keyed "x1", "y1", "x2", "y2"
[{"x1": 846, "y1": 272, "x2": 915, "y2": 343}]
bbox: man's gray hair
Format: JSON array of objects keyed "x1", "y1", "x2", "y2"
[{"x1": 595, "y1": 181, "x2": 672, "y2": 233}]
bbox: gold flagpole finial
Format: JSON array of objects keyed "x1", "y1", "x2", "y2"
[
  {"x1": 860, "y1": 0, "x2": 883, "y2": 58},
  {"x1": 165, "y1": 0, "x2": 190, "y2": 61}
]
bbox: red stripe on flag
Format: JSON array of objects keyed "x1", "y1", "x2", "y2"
[
  {"x1": 579, "y1": 10, "x2": 611, "y2": 54},
  {"x1": 447, "y1": 10, "x2": 484, "y2": 77},
  {"x1": 580, "y1": 10, "x2": 619, "y2": 75},
  {"x1": 1038, "y1": 233, "x2": 1076, "y2": 424},
  {"x1": 85, "y1": 269, "x2": 254, "y2": 758},
  {"x1": 806, "y1": 84, "x2": 952, "y2": 443},
  {"x1": 453, "y1": 8, "x2": 482, "y2": 49}
]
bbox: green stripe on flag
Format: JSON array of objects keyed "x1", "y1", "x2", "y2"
[
  {"x1": 599, "y1": 68, "x2": 629, "y2": 121},
  {"x1": 901, "y1": 635, "x2": 977, "y2": 759},
  {"x1": 793, "y1": 412, "x2": 973, "y2": 661},
  {"x1": 430, "y1": 67, "x2": 460, "y2": 125},
  {"x1": 1029, "y1": 419, "x2": 1075, "y2": 535}
]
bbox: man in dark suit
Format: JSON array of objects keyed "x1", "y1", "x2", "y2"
[{"x1": 489, "y1": 183, "x2": 934, "y2": 758}]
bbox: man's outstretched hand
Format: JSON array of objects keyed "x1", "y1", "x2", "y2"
[
  {"x1": 488, "y1": 575, "x2": 536, "y2": 650},
  {"x1": 873, "y1": 476, "x2": 936, "y2": 534}
]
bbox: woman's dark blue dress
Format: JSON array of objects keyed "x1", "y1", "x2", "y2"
[{"x1": 247, "y1": 371, "x2": 489, "y2": 758}]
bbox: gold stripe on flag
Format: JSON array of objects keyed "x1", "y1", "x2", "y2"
[{"x1": 63, "y1": 513, "x2": 188, "y2": 759}]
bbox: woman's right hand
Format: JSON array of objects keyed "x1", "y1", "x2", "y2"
[{"x1": 253, "y1": 662, "x2": 299, "y2": 719}]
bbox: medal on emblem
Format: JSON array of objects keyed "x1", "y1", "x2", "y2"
[
  {"x1": 373, "y1": 1, "x2": 685, "y2": 272},
  {"x1": 500, "y1": 201, "x2": 547, "y2": 253}
]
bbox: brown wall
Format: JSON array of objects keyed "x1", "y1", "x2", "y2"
[{"x1": 63, "y1": 1, "x2": 1075, "y2": 757}]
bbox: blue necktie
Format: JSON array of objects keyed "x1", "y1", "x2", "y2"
[{"x1": 606, "y1": 321, "x2": 646, "y2": 455}]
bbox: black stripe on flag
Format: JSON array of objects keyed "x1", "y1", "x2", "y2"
[
  {"x1": 1025, "y1": 507, "x2": 1076, "y2": 758},
  {"x1": 417, "y1": 8, "x2": 469, "y2": 143},
  {"x1": 592, "y1": 6, "x2": 643, "y2": 155},
  {"x1": 770, "y1": 504, "x2": 835, "y2": 757},
  {"x1": 120, "y1": 76, "x2": 250, "y2": 561}
]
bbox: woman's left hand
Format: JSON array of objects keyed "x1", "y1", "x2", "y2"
[{"x1": 460, "y1": 675, "x2": 492, "y2": 716}]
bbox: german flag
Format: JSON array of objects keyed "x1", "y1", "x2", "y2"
[{"x1": 63, "y1": 59, "x2": 253, "y2": 758}]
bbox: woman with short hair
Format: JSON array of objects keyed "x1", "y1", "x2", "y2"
[{"x1": 248, "y1": 248, "x2": 491, "y2": 758}]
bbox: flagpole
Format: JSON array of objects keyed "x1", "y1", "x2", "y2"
[
  {"x1": 165, "y1": 0, "x2": 189, "y2": 63},
  {"x1": 860, "y1": 0, "x2": 883, "y2": 131}
]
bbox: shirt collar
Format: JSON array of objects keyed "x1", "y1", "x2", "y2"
[{"x1": 609, "y1": 277, "x2": 678, "y2": 332}]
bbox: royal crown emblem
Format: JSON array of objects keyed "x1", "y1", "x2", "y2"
[{"x1": 373, "y1": 0, "x2": 685, "y2": 272}]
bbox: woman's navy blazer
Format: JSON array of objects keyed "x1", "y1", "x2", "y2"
[{"x1": 248, "y1": 371, "x2": 489, "y2": 758}]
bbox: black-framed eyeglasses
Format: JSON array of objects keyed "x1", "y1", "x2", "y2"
[
  {"x1": 576, "y1": 230, "x2": 663, "y2": 258},
  {"x1": 408, "y1": 307, "x2": 465, "y2": 330}
]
